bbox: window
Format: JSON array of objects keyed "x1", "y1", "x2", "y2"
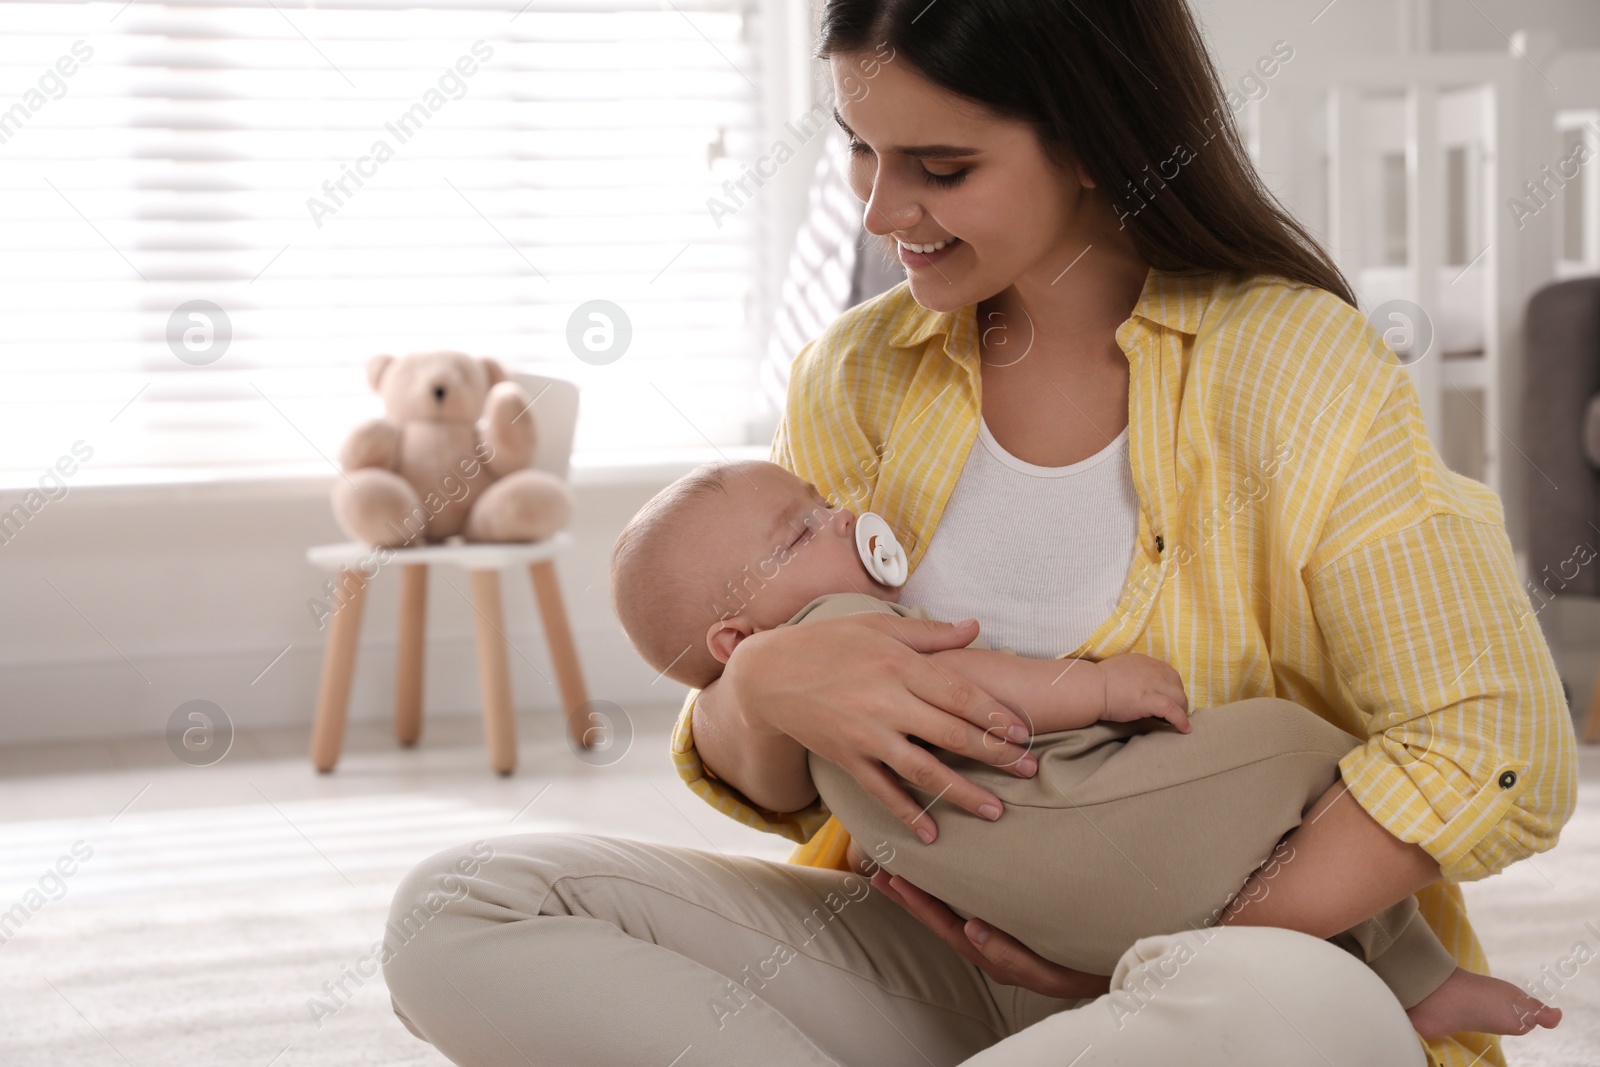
[{"x1": 0, "y1": 0, "x2": 770, "y2": 479}]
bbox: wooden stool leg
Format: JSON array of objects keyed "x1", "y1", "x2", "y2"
[
  {"x1": 395, "y1": 564, "x2": 427, "y2": 747},
  {"x1": 311, "y1": 568, "x2": 369, "y2": 773},
  {"x1": 1584, "y1": 665, "x2": 1600, "y2": 743},
  {"x1": 469, "y1": 569, "x2": 518, "y2": 775},
  {"x1": 529, "y1": 560, "x2": 592, "y2": 750}
]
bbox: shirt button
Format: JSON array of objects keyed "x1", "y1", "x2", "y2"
[{"x1": 1498, "y1": 770, "x2": 1517, "y2": 788}]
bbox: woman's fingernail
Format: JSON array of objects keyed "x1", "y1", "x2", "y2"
[
  {"x1": 958, "y1": 617, "x2": 978, "y2": 627},
  {"x1": 969, "y1": 923, "x2": 990, "y2": 946},
  {"x1": 1008, "y1": 724, "x2": 1029, "y2": 743},
  {"x1": 978, "y1": 803, "x2": 1001, "y2": 820},
  {"x1": 1018, "y1": 755, "x2": 1037, "y2": 775},
  {"x1": 916, "y1": 825, "x2": 935, "y2": 844}
]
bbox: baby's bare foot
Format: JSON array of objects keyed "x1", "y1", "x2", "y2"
[{"x1": 1406, "y1": 966, "x2": 1562, "y2": 1039}]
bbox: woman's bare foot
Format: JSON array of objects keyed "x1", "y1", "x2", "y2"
[{"x1": 1406, "y1": 966, "x2": 1562, "y2": 1039}]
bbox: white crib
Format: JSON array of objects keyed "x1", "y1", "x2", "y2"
[{"x1": 1244, "y1": 35, "x2": 1600, "y2": 565}]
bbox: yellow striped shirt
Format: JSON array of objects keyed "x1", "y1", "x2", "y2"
[{"x1": 669, "y1": 267, "x2": 1579, "y2": 1067}]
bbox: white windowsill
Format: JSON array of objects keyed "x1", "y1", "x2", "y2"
[{"x1": 0, "y1": 445, "x2": 773, "y2": 501}]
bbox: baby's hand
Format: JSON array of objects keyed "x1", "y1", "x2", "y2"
[{"x1": 1098, "y1": 654, "x2": 1190, "y2": 732}]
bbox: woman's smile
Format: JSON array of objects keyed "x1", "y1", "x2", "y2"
[{"x1": 898, "y1": 235, "x2": 963, "y2": 268}]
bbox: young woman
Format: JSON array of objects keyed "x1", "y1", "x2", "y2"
[{"x1": 382, "y1": 2, "x2": 1577, "y2": 1064}]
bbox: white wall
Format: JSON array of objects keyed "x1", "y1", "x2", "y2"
[
  {"x1": 1193, "y1": 0, "x2": 1400, "y2": 75},
  {"x1": 1193, "y1": 0, "x2": 1600, "y2": 72},
  {"x1": 0, "y1": 460, "x2": 758, "y2": 747},
  {"x1": 1433, "y1": 0, "x2": 1600, "y2": 51}
]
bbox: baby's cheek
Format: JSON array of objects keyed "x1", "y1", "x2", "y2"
[{"x1": 833, "y1": 542, "x2": 868, "y2": 582}]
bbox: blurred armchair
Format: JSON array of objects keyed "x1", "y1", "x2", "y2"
[{"x1": 1521, "y1": 275, "x2": 1600, "y2": 740}]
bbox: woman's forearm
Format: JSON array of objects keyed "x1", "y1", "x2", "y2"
[
  {"x1": 1216, "y1": 776, "x2": 1442, "y2": 937},
  {"x1": 691, "y1": 672, "x2": 819, "y2": 814}
]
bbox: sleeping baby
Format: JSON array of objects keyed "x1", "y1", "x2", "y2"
[{"x1": 610, "y1": 457, "x2": 1559, "y2": 1041}]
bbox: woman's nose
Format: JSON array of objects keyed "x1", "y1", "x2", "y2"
[{"x1": 861, "y1": 173, "x2": 920, "y2": 237}]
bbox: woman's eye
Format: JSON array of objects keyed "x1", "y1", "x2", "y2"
[
  {"x1": 846, "y1": 136, "x2": 966, "y2": 188},
  {"x1": 922, "y1": 169, "x2": 968, "y2": 188}
]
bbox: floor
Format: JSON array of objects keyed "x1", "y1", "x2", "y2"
[{"x1": 0, "y1": 706, "x2": 1596, "y2": 1066}]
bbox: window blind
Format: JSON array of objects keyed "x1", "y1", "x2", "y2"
[{"x1": 0, "y1": 0, "x2": 768, "y2": 478}]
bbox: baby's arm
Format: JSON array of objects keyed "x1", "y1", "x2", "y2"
[{"x1": 927, "y1": 647, "x2": 1190, "y2": 734}]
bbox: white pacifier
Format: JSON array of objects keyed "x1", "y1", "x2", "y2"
[{"x1": 855, "y1": 511, "x2": 908, "y2": 587}]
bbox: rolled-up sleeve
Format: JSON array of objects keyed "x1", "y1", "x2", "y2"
[
  {"x1": 1306, "y1": 509, "x2": 1579, "y2": 883},
  {"x1": 668, "y1": 686, "x2": 832, "y2": 843}
]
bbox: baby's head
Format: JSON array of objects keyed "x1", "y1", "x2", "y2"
[{"x1": 611, "y1": 459, "x2": 900, "y2": 689}]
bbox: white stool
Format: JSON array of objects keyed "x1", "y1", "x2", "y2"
[{"x1": 305, "y1": 536, "x2": 590, "y2": 775}]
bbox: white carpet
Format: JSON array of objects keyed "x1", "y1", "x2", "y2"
[
  {"x1": 1, "y1": 793, "x2": 569, "y2": 1065},
  {"x1": 0, "y1": 720, "x2": 1595, "y2": 1065}
]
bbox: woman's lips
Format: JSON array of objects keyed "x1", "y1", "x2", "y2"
[{"x1": 899, "y1": 237, "x2": 962, "y2": 268}]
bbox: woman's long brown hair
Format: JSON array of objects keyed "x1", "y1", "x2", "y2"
[{"x1": 816, "y1": 0, "x2": 1357, "y2": 307}]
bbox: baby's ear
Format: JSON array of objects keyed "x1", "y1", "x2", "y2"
[
  {"x1": 366, "y1": 353, "x2": 396, "y2": 390},
  {"x1": 705, "y1": 618, "x2": 752, "y2": 666}
]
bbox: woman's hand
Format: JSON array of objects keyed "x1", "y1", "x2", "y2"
[
  {"x1": 870, "y1": 868, "x2": 1112, "y2": 1001},
  {"x1": 724, "y1": 613, "x2": 1039, "y2": 842}
]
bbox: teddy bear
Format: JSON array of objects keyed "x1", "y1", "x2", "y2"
[{"x1": 331, "y1": 351, "x2": 573, "y2": 547}]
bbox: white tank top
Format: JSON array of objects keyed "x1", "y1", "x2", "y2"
[{"x1": 896, "y1": 417, "x2": 1140, "y2": 659}]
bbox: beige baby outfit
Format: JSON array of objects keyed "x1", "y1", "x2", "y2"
[{"x1": 786, "y1": 591, "x2": 1459, "y2": 1009}]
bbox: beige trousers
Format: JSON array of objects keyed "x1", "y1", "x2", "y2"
[
  {"x1": 810, "y1": 696, "x2": 1460, "y2": 1008},
  {"x1": 382, "y1": 832, "x2": 1428, "y2": 1066}
]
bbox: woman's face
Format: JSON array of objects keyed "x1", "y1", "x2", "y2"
[{"x1": 829, "y1": 51, "x2": 1098, "y2": 312}]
